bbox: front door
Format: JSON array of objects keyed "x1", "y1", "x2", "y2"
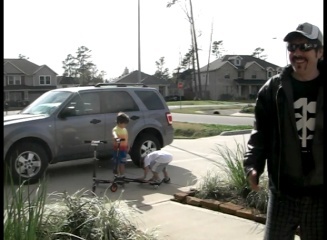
[{"x1": 55, "y1": 92, "x2": 106, "y2": 161}]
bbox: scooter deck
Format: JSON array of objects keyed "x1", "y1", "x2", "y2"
[
  {"x1": 114, "y1": 177, "x2": 163, "y2": 186},
  {"x1": 93, "y1": 178, "x2": 113, "y2": 184}
]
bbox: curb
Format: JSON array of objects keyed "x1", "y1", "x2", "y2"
[
  {"x1": 220, "y1": 129, "x2": 252, "y2": 136},
  {"x1": 172, "y1": 190, "x2": 300, "y2": 236}
]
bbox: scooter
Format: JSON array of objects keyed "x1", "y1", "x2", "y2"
[
  {"x1": 110, "y1": 138, "x2": 163, "y2": 192},
  {"x1": 109, "y1": 176, "x2": 163, "y2": 192},
  {"x1": 84, "y1": 140, "x2": 110, "y2": 194},
  {"x1": 86, "y1": 138, "x2": 162, "y2": 194}
]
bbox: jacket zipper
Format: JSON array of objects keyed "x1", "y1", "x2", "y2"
[{"x1": 276, "y1": 86, "x2": 282, "y2": 195}]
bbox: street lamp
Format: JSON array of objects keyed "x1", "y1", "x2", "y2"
[{"x1": 138, "y1": 0, "x2": 141, "y2": 82}]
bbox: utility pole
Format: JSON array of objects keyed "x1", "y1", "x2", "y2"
[{"x1": 138, "y1": 0, "x2": 141, "y2": 82}]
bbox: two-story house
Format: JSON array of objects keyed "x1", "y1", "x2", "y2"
[
  {"x1": 113, "y1": 70, "x2": 170, "y2": 97},
  {"x1": 198, "y1": 55, "x2": 283, "y2": 100},
  {"x1": 4, "y1": 59, "x2": 58, "y2": 106}
]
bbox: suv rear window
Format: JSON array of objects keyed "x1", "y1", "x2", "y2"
[{"x1": 135, "y1": 90, "x2": 165, "y2": 110}]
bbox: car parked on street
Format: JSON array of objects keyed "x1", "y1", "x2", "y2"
[{"x1": 4, "y1": 83, "x2": 174, "y2": 184}]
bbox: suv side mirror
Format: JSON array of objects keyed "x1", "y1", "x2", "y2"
[{"x1": 59, "y1": 106, "x2": 76, "y2": 118}]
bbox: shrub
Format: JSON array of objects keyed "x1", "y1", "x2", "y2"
[
  {"x1": 194, "y1": 137, "x2": 269, "y2": 214},
  {"x1": 219, "y1": 94, "x2": 233, "y2": 101},
  {"x1": 245, "y1": 176, "x2": 269, "y2": 214},
  {"x1": 194, "y1": 170, "x2": 231, "y2": 199},
  {"x1": 240, "y1": 104, "x2": 254, "y2": 114},
  {"x1": 212, "y1": 139, "x2": 249, "y2": 195},
  {"x1": 4, "y1": 173, "x2": 158, "y2": 240}
]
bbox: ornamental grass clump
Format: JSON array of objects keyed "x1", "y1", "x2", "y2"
[
  {"x1": 194, "y1": 137, "x2": 269, "y2": 214},
  {"x1": 213, "y1": 139, "x2": 249, "y2": 195},
  {"x1": 4, "y1": 171, "x2": 158, "y2": 240},
  {"x1": 194, "y1": 170, "x2": 233, "y2": 199},
  {"x1": 245, "y1": 176, "x2": 269, "y2": 214},
  {"x1": 49, "y1": 189, "x2": 158, "y2": 240}
]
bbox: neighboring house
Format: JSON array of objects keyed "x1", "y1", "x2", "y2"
[
  {"x1": 113, "y1": 70, "x2": 170, "y2": 96},
  {"x1": 4, "y1": 59, "x2": 58, "y2": 106},
  {"x1": 57, "y1": 76, "x2": 80, "y2": 88},
  {"x1": 197, "y1": 55, "x2": 283, "y2": 100}
]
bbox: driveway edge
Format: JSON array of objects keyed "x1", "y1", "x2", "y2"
[
  {"x1": 171, "y1": 190, "x2": 301, "y2": 236},
  {"x1": 220, "y1": 129, "x2": 252, "y2": 136}
]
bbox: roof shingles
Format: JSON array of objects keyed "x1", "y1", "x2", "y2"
[{"x1": 200, "y1": 55, "x2": 281, "y2": 72}]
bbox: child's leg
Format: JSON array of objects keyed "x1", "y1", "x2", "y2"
[
  {"x1": 117, "y1": 151, "x2": 127, "y2": 177},
  {"x1": 119, "y1": 163, "x2": 125, "y2": 176},
  {"x1": 163, "y1": 167, "x2": 169, "y2": 179},
  {"x1": 149, "y1": 171, "x2": 159, "y2": 181},
  {"x1": 113, "y1": 154, "x2": 119, "y2": 174}
]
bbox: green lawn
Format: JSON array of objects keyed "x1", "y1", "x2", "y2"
[
  {"x1": 166, "y1": 100, "x2": 254, "y2": 106},
  {"x1": 173, "y1": 122, "x2": 252, "y2": 139}
]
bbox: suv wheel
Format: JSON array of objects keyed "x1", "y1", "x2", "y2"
[
  {"x1": 130, "y1": 134, "x2": 161, "y2": 167},
  {"x1": 5, "y1": 142, "x2": 49, "y2": 184}
]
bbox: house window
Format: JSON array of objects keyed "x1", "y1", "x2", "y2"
[
  {"x1": 224, "y1": 73, "x2": 230, "y2": 79},
  {"x1": 252, "y1": 74, "x2": 257, "y2": 79},
  {"x1": 237, "y1": 72, "x2": 242, "y2": 78},
  {"x1": 40, "y1": 75, "x2": 51, "y2": 85},
  {"x1": 268, "y1": 71, "x2": 273, "y2": 78},
  {"x1": 7, "y1": 76, "x2": 21, "y2": 85},
  {"x1": 234, "y1": 59, "x2": 241, "y2": 66}
]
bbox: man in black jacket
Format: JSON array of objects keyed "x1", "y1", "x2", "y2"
[{"x1": 243, "y1": 22, "x2": 324, "y2": 240}]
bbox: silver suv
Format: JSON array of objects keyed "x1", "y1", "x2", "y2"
[{"x1": 4, "y1": 83, "x2": 174, "y2": 184}]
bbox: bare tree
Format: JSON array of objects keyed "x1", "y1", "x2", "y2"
[
  {"x1": 212, "y1": 40, "x2": 224, "y2": 59},
  {"x1": 252, "y1": 47, "x2": 267, "y2": 60},
  {"x1": 180, "y1": 47, "x2": 196, "y2": 93},
  {"x1": 167, "y1": 0, "x2": 202, "y2": 99},
  {"x1": 18, "y1": 54, "x2": 29, "y2": 60},
  {"x1": 204, "y1": 20, "x2": 214, "y2": 95}
]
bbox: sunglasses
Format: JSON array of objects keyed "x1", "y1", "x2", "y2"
[{"x1": 287, "y1": 43, "x2": 318, "y2": 52}]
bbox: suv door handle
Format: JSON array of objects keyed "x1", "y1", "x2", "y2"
[
  {"x1": 90, "y1": 119, "x2": 101, "y2": 124},
  {"x1": 130, "y1": 116, "x2": 140, "y2": 120}
]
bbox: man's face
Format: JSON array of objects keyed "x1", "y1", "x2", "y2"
[{"x1": 287, "y1": 37, "x2": 323, "y2": 78}]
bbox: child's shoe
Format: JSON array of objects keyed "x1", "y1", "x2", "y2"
[
  {"x1": 150, "y1": 178, "x2": 162, "y2": 185},
  {"x1": 163, "y1": 177, "x2": 171, "y2": 183}
]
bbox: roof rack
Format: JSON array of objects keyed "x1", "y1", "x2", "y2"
[{"x1": 95, "y1": 83, "x2": 148, "y2": 87}]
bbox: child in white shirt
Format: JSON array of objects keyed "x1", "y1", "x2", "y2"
[{"x1": 138, "y1": 150, "x2": 173, "y2": 183}]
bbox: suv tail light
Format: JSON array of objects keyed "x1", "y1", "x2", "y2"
[{"x1": 166, "y1": 112, "x2": 173, "y2": 125}]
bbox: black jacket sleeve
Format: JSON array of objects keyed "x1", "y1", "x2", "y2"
[{"x1": 243, "y1": 82, "x2": 271, "y2": 182}]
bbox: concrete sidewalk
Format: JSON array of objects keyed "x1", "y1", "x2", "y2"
[
  {"x1": 123, "y1": 134, "x2": 301, "y2": 240},
  {"x1": 134, "y1": 201, "x2": 266, "y2": 240}
]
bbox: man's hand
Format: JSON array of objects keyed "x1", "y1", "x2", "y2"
[{"x1": 247, "y1": 169, "x2": 260, "y2": 192}]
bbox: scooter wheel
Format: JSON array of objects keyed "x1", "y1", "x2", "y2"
[{"x1": 110, "y1": 183, "x2": 118, "y2": 192}]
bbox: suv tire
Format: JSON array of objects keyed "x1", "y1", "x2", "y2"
[
  {"x1": 130, "y1": 133, "x2": 161, "y2": 166},
  {"x1": 5, "y1": 142, "x2": 49, "y2": 184}
]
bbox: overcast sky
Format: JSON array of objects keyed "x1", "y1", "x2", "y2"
[{"x1": 4, "y1": 0, "x2": 324, "y2": 80}]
